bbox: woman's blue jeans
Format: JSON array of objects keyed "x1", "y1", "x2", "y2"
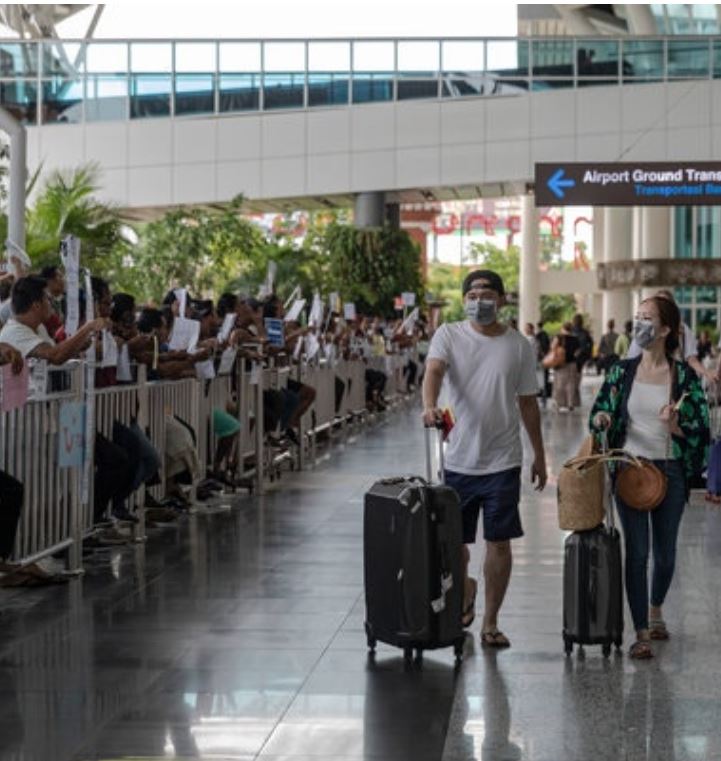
[{"x1": 615, "y1": 459, "x2": 686, "y2": 632}]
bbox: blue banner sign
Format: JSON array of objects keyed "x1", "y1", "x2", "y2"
[{"x1": 264, "y1": 318, "x2": 285, "y2": 347}]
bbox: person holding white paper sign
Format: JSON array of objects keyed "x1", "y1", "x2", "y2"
[
  {"x1": 0, "y1": 276, "x2": 107, "y2": 365},
  {"x1": 135, "y1": 307, "x2": 209, "y2": 380}
]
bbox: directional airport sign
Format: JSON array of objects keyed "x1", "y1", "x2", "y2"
[{"x1": 535, "y1": 162, "x2": 721, "y2": 206}]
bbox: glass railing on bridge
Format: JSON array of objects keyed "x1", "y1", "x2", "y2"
[{"x1": 1, "y1": 36, "x2": 720, "y2": 126}]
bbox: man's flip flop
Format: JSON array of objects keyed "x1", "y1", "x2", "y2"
[{"x1": 481, "y1": 629, "x2": 511, "y2": 648}]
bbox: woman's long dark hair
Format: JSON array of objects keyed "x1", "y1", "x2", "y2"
[{"x1": 643, "y1": 296, "x2": 680, "y2": 358}]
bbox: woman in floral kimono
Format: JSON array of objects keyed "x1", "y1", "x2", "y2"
[{"x1": 590, "y1": 296, "x2": 709, "y2": 659}]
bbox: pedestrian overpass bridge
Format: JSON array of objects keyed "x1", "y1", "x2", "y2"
[{"x1": 12, "y1": 35, "x2": 721, "y2": 217}]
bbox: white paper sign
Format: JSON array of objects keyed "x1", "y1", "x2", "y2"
[
  {"x1": 285, "y1": 298, "x2": 306, "y2": 323},
  {"x1": 305, "y1": 332, "x2": 321, "y2": 360},
  {"x1": 344, "y1": 303, "x2": 356, "y2": 321},
  {"x1": 61, "y1": 236, "x2": 81, "y2": 337},
  {"x1": 218, "y1": 347, "x2": 237, "y2": 375},
  {"x1": 84, "y1": 269, "x2": 94, "y2": 323},
  {"x1": 293, "y1": 336, "x2": 303, "y2": 360},
  {"x1": 329, "y1": 292, "x2": 341, "y2": 313},
  {"x1": 169, "y1": 317, "x2": 200, "y2": 352},
  {"x1": 218, "y1": 312, "x2": 236, "y2": 343},
  {"x1": 173, "y1": 288, "x2": 187, "y2": 318},
  {"x1": 401, "y1": 307, "x2": 419, "y2": 335},
  {"x1": 5, "y1": 239, "x2": 31, "y2": 277},
  {"x1": 100, "y1": 330, "x2": 118, "y2": 368},
  {"x1": 28, "y1": 359, "x2": 48, "y2": 400},
  {"x1": 283, "y1": 285, "x2": 301, "y2": 310},
  {"x1": 258, "y1": 261, "x2": 277, "y2": 298},
  {"x1": 402, "y1": 292, "x2": 416, "y2": 307},
  {"x1": 308, "y1": 292, "x2": 323, "y2": 328},
  {"x1": 116, "y1": 344, "x2": 132, "y2": 382},
  {"x1": 195, "y1": 359, "x2": 216, "y2": 380}
]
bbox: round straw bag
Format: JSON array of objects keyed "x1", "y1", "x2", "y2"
[{"x1": 616, "y1": 457, "x2": 666, "y2": 511}]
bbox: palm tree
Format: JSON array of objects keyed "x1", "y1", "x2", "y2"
[{"x1": 26, "y1": 163, "x2": 124, "y2": 270}]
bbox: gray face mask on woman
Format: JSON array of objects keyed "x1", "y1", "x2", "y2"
[
  {"x1": 465, "y1": 299, "x2": 497, "y2": 327},
  {"x1": 633, "y1": 318, "x2": 656, "y2": 349}
]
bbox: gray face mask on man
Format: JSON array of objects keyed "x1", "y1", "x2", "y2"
[
  {"x1": 633, "y1": 318, "x2": 656, "y2": 349},
  {"x1": 465, "y1": 298, "x2": 497, "y2": 327}
]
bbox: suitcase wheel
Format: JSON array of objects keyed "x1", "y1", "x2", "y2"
[
  {"x1": 364, "y1": 623, "x2": 376, "y2": 653},
  {"x1": 453, "y1": 638, "x2": 465, "y2": 661}
]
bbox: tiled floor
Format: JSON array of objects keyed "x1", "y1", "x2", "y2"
[{"x1": 3, "y1": 391, "x2": 721, "y2": 760}]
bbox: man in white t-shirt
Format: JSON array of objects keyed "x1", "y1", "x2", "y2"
[
  {"x1": 0, "y1": 275, "x2": 106, "y2": 363},
  {"x1": 422, "y1": 269, "x2": 547, "y2": 650}
]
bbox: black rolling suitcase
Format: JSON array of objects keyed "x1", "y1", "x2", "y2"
[
  {"x1": 364, "y1": 427, "x2": 466, "y2": 663},
  {"x1": 562, "y1": 451, "x2": 623, "y2": 658}
]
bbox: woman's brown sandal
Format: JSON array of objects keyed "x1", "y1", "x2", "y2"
[
  {"x1": 629, "y1": 640, "x2": 654, "y2": 659},
  {"x1": 649, "y1": 619, "x2": 670, "y2": 640}
]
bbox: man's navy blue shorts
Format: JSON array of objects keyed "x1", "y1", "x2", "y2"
[{"x1": 444, "y1": 467, "x2": 523, "y2": 544}]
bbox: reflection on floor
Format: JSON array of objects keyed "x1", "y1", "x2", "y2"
[{"x1": 2, "y1": 393, "x2": 721, "y2": 761}]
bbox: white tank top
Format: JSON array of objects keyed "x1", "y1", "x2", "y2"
[{"x1": 625, "y1": 381, "x2": 675, "y2": 460}]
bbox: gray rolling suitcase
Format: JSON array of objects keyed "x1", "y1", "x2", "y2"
[
  {"x1": 363, "y1": 427, "x2": 466, "y2": 663},
  {"x1": 562, "y1": 450, "x2": 623, "y2": 657}
]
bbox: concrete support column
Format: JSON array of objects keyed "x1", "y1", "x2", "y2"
[
  {"x1": 354, "y1": 191, "x2": 385, "y2": 228},
  {"x1": 631, "y1": 207, "x2": 643, "y2": 314},
  {"x1": 519, "y1": 193, "x2": 540, "y2": 330},
  {"x1": 625, "y1": 4, "x2": 658, "y2": 34},
  {"x1": 589, "y1": 207, "x2": 605, "y2": 334},
  {"x1": 602, "y1": 207, "x2": 633, "y2": 328},
  {"x1": 641, "y1": 207, "x2": 671, "y2": 259},
  {"x1": 555, "y1": 5, "x2": 598, "y2": 34},
  {"x1": 0, "y1": 107, "x2": 26, "y2": 254},
  {"x1": 641, "y1": 206, "x2": 671, "y2": 300}
]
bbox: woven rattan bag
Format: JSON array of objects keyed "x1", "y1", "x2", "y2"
[{"x1": 557, "y1": 453, "x2": 606, "y2": 531}]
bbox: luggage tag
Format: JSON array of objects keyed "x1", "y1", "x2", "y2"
[
  {"x1": 430, "y1": 574, "x2": 454, "y2": 614},
  {"x1": 440, "y1": 408, "x2": 455, "y2": 441}
]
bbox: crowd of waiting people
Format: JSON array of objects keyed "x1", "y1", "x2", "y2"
[{"x1": 0, "y1": 260, "x2": 428, "y2": 587}]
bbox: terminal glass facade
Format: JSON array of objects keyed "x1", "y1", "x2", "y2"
[
  {"x1": 3, "y1": 35, "x2": 721, "y2": 125},
  {"x1": 674, "y1": 206, "x2": 721, "y2": 332},
  {"x1": 651, "y1": 4, "x2": 720, "y2": 35}
]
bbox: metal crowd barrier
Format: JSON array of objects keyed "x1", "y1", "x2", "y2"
[
  {"x1": 0, "y1": 361, "x2": 84, "y2": 569},
  {"x1": 1, "y1": 353, "x2": 417, "y2": 570}
]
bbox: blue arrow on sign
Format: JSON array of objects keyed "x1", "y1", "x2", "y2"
[{"x1": 547, "y1": 168, "x2": 575, "y2": 200}]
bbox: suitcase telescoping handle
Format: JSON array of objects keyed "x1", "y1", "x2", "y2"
[
  {"x1": 599, "y1": 430, "x2": 616, "y2": 531},
  {"x1": 424, "y1": 424, "x2": 445, "y2": 484}
]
